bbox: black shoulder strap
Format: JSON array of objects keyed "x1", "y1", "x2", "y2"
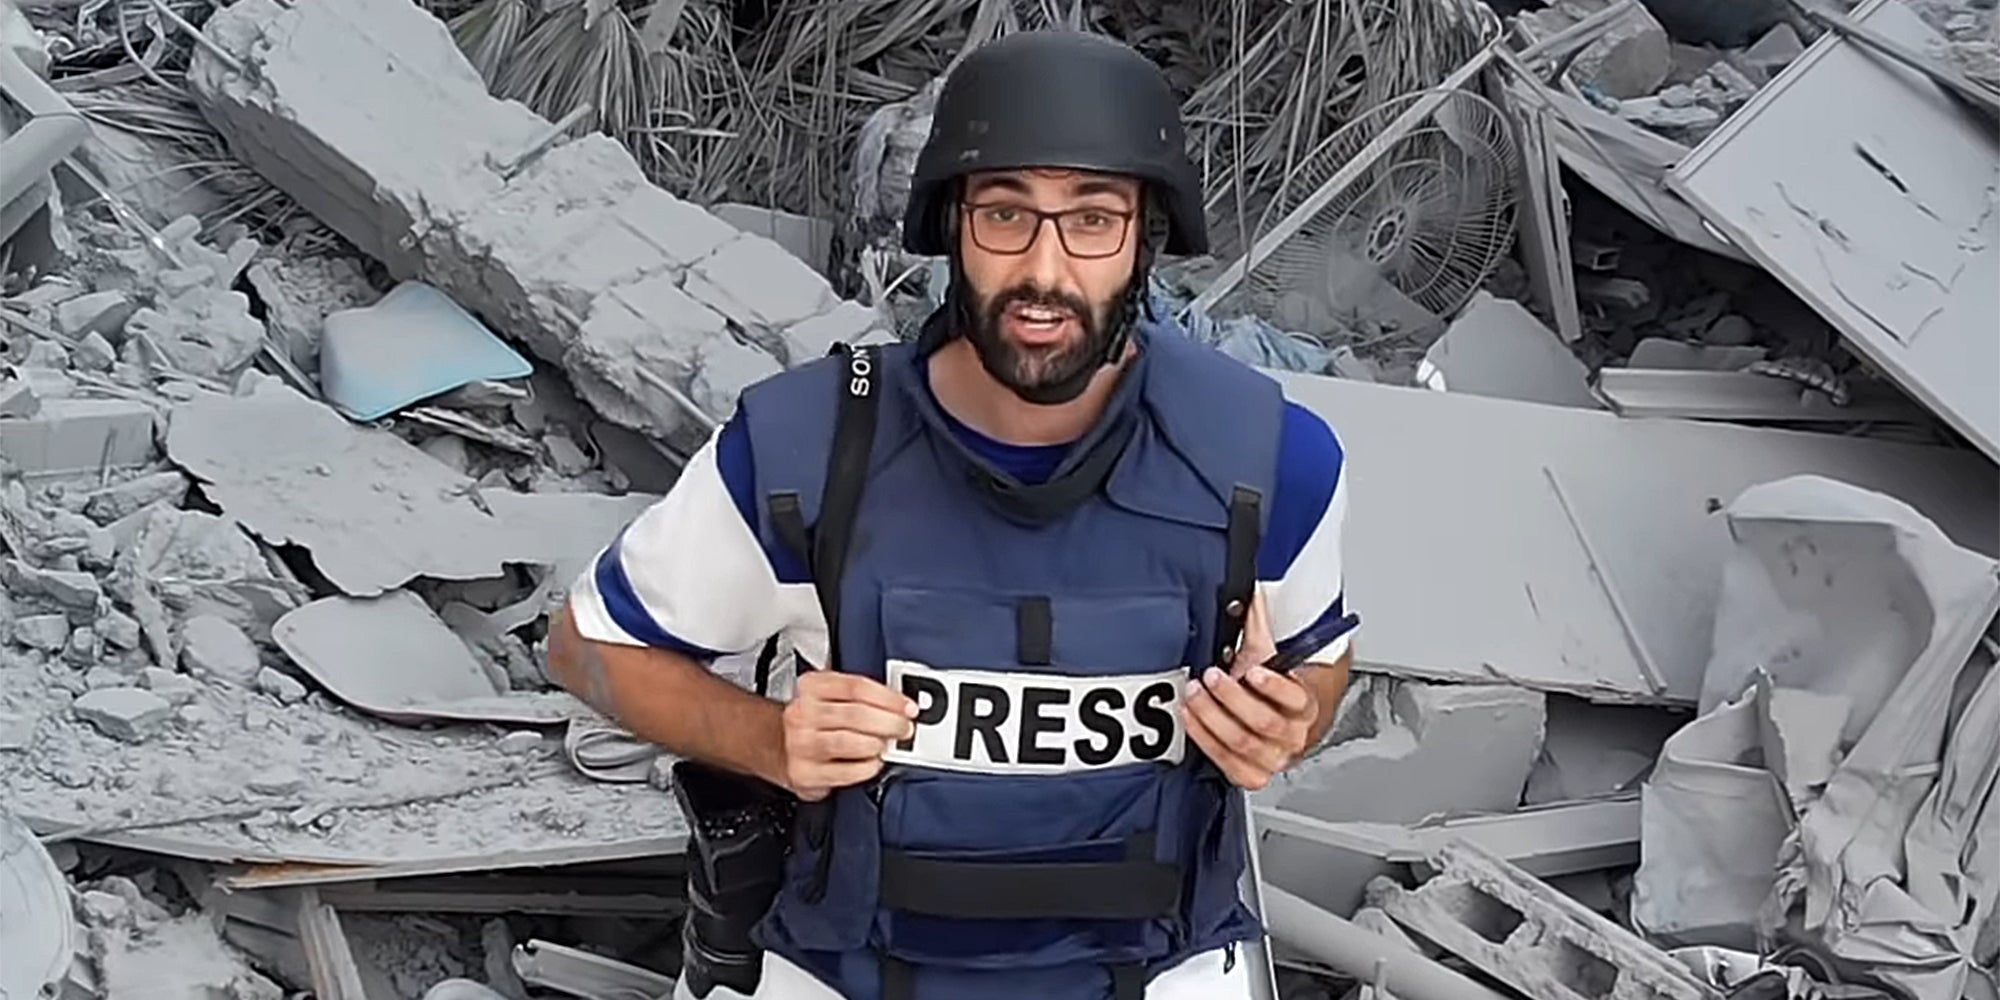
[
  {"x1": 765, "y1": 342, "x2": 880, "y2": 673},
  {"x1": 1212, "y1": 485, "x2": 1263, "y2": 667}
]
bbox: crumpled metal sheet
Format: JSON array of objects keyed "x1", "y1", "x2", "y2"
[{"x1": 0, "y1": 806, "x2": 74, "y2": 1000}]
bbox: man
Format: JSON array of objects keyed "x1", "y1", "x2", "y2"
[{"x1": 548, "y1": 29, "x2": 1355, "y2": 1000}]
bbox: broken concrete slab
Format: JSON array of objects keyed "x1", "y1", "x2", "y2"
[
  {"x1": 163, "y1": 381, "x2": 651, "y2": 597},
  {"x1": 1258, "y1": 794, "x2": 1641, "y2": 880},
  {"x1": 1269, "y1": 370, "x2": 1998, "y2": 704},
  {"x1": 1668, "y1": 0, "x2": 2000, "y2": 463},
  {"x1": 1418, "y1": 291, "x2": 1600, "y2": 409},
  {"x1": 187, "y1": 0, "x2": 879, "y2": 450},
  {"x1": 0, "y1": 806, "x2": 74, "y2": 1000},
  {"x1": 272, "y1": 590, "x2": 582, "y2": 725},
  {"x1": 0, "y1": 396, "x2": 158, "y2": 476},
  {"x1": 1520, "y1": 0, "x2": 1673, "y2": 97},
  {"x1": 1257, "y1": 680, "x2": 1546, "y2": 914}
]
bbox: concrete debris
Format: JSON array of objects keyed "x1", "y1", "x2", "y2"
[
  {"x1": 1519, "y1": 0, "x2": 1673, "y2": 98},
  {"x1": 273, "y1": 590, "x2": 580, "y2": 725},
  {"x1": 1665, "y1": 0, "x2": 2000, "y2": 465},
  {"x1": 1272, "y1": 368, "x2": 1996, "y2": 704},
  {"x1": 1370, "y1": 842, "x2": 1723, "y2": 1000},
  {"x1": 187, "y1": 0, "x2": 886, "y2": 452},
  {"x1": 0, "y1": 0, "x2": 1996, "y2": 994},
  {"x1": 1419, "y1": 291, "x2": 1601, "y2": 409},
  {"x1": 71, "y1": 686, "x2": 173, "y2": 742}
]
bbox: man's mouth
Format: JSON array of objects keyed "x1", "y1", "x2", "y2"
[{"x1": 1006, "y1": 302, "x2": 1074, "y2": 340}]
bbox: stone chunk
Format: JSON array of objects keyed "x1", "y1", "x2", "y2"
[
  {"x1": 0, "y1": 398, "x2": 159, "y2": 477},
  {"x1": 1, "y1": 559, "x2": 102, "y2": 612},
  {"x1": 181, "y1": 614, "x2": 263, "y2": 685},
  {"x1": 84, "y1": 471, "x2": 192, "y2": 524},
  {"x1": 54, "y1": 290, "x2": 134, "y2": 340},
  {"x1": 72, "y1": 687, "x2": 173, "y2": 742},
  {"x1": 0, "y1": 379, "x2": 39, "y2": 418},
  {"x1": 255, "y1": 667, "x2": 307, "y2": 705},
  {"x1": 13, "y1": 613, "x2": 70, "y2": 651},
  {"x1": 141, "y1": 667, "x2": 201, "y2": 705}
]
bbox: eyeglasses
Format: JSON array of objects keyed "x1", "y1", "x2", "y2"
[{"x1": 961, "y1": 202, "x2": 1135, "y2": 259}]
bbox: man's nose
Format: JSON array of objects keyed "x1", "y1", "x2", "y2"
[{"x1": 1021, "y1": 216, "x2": 1071, "y2": 286}]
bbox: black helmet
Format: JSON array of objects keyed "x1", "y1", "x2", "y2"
[{"x1": 902, "y1": 30, "x2": 1207, "y2": 258}]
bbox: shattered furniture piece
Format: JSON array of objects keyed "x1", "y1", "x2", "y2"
[
  {"x1": 186, "y1": 0, "x2": 883, "y2": 452},
  {"x1": 1667, "y1": 0, "x2": 2000, "y2": 463},
  {"x1": 1369, "y1": 841, "x2": 1724, "y2": 1000}
]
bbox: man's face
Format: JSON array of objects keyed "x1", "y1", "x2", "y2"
[{"x1": 957, "y1": 168, "x2": 1143, "y2": 398}]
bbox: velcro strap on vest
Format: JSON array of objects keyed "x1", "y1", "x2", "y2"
[{"x1": 879, "y1": 850, "x2": 1181, "y2": 921}]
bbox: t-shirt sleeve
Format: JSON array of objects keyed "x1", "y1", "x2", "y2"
[
  {"x1": 1256, "y1": 400, "x2": 1356, "y2": 665},
  {"x1": 566, "y1": 408, "x2": 819, "y2": 668}
]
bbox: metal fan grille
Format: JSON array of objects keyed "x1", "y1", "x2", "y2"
[{"x1": 1242, "y1": 87, "x2": 1519, "y2": 329}]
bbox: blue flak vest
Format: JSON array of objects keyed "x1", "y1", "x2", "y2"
[{"x1": 736, "y1": 320, "x2": 1285, "y2": 1000}]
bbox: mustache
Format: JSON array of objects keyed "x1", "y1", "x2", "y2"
[{"x1": 985, "y1": 285, "x2": 1093, "y2": 323}]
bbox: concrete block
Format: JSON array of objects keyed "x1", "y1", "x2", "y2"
[
  {"x1": 1521, "y1": 0, "x2": 1672, "y2": 98},
  {"x1": 1256, "y1": 680, "x2": 1547, "y2": 915},
  {"x1": 714, "y1": 203, "x2": 834, "y2": 277},
  {"x1": 13, "y1": 613, "x2": 70, "y2": 651},
  {"x1": 72, "y1": 687, "x2": 173, "y2": 742},
  {"x1": 1, "y1": 558, "x2": 102, "y2": 613},
  {"x1": 254, "y1": 667, "x2": 307, "y2": 705},
  {"x1": 0, "y1": 397, "x2": 158, "y2": 476}
]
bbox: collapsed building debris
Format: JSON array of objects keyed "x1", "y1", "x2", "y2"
[
  {"x1": 2, "y1": 0, "x2": 1997, "y2": 996},
  {"x1": 182, "y1": 0, "x2": 886, "y2": 455}
]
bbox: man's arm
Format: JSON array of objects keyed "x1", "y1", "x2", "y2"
[
  {"x1": 1261, "y1": 401, "x2": 1357, "y2": 752},
  {"x1": 548, "y1": 412, "x2": 811, "y2": 786},
  {"x1": 548, "y1": 608, "x2": 790, "y2": 786}
]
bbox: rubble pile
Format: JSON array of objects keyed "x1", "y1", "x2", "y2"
[{"x1": 1, "y1": 0, "x2": 1996, "y2": 998}]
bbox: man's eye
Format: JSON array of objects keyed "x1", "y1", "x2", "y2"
[
  {"x1": 1074, "y1": 211, "x2": 1115, "y2": 230},
  {"x1": 983, "y1": 207, "x2": 1024, "y2": 224}
]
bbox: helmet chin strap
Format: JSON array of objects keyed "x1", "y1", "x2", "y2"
[{"x1": 942, "y1": 192, "x2": 1167, "y2": 408}]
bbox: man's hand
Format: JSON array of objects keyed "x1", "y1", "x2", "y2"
[
  {"x1": 1183, "y1": 590, "x2": 1319, "y2": 791},
  {"x1": 781, "y1": 671, "x2": 918, "y2": 801}
]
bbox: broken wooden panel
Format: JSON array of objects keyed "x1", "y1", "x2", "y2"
[
  {"x1": 1271, "y1": 370, "x2": 1998, "y2": 705},
  {"x1": 1667, "y1": 0, "x2": 2000, "y2": 464}
]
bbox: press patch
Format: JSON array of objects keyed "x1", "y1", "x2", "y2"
[{"x1": 883, "y1": 659, "x2": 1187, "y2": 775}]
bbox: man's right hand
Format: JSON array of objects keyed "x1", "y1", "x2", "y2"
[{"x1": 780, "y1": 671, "x2": 918, "y2": 801}]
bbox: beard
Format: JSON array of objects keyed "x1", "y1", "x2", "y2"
[{"x1": 963, "y1": 281, "x2": 1124, "y2": 405}]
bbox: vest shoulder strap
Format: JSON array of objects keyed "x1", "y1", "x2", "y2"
[{"x1": 738, "y1": 342, "x2": 892, "y2": 671}]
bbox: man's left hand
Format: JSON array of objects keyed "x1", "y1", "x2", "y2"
[{"x1": 1183, "y1": 590, "x2": 1318, "y2": 791}]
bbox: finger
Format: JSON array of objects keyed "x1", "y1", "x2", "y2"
[
  {"x1": 805, "y1": 728, "x2": 897, "y2": 762},
  {"x1": 1199, "y1": 667, "x2": 1286, "y2": 737},
  {"x1": 1231, "y1": 589, "x2": 1279, "y2": 674},
  {"x1": 1186, "y1": 675, "x2": 1276, "y2": 765},
  {"x1": 805, "y1": 672, "x2": 918, "y2": 718},
  {"x1": 1185, "y1": 709, "x2": 1271, "y2": 791},
  {"x1": 797, "y1": 757, "x2": 884, "y2": 790},
  {"x1": 805, "y1": 700, "x2": 917, "y2": 741},
  {"x1": 1243, "y1": 665, "x2": 1315, "y2": 717}
]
